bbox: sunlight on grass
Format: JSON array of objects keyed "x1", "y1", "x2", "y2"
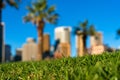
[{"x1": 0, "y1": 51, "x2": 120, "y2": 80}]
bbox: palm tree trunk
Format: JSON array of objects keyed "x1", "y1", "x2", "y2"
[
  {"x1": 37, "y1": 20, "x2": 44, "y2": 60},
  {"x1": 77, "y1": 35, "x2": 80, "y2": 56}
]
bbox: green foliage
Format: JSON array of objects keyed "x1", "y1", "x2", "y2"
[
  {"x1": 0, "y1": 52, "x2": 120, "y2": 80},
  {"x1": 76, "y1": 20, "x2": 96, "y2": 36},
  {"x1": 80, "y1": 20, "x2": 88, "y2": 30},
  {"x1": 24, "y1": 0, "x2": 58, "y2": 25},
  {"x1": 89, "y1": 25, "x2": 96, "y2": 36},
  {"x1": 1, "y1": 0, "x2": 20, "y2": 9}
]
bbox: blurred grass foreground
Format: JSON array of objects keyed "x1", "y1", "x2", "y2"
[{"x1": 0, "y1": 51, "x2": 120, "y2": 80}]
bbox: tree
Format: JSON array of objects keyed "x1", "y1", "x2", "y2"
[
  {"x1": 24, "y1": 0, "x2": 58, "y2": 60},
  {"x1": 74, "y1": 20, "x2": 96, "y2": 54},
  {"x1": 116, "y1": 29, "x2": 120, "y2": 39}
]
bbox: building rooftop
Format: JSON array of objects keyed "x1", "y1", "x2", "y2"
[
  {"x1": 55, "y1": 26, "x2": 72, "y2": 32},
  {"x1": 27, "y1": 37, "x2": 35, "y2": 43}
]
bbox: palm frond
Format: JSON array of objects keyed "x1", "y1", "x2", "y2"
[
  {"x1": 23, "y1": 16, "x2": 31, "y2": 23},
  {"x1": 23, "y1": 13, "x2": 35, "y2": 23},
  {"x1": 73, "y1": 27, "x2": 81, "y2": 35},
  {"x1": 48, "y1": 5, "x2": 55, "y2": 14},
  {"x1": 6, "y1": 0, "x2": 20, "y2": 9},
  {"x1": 26, "y1": 6, "x2": 35, "y2": 13},
  {"x1": 46, "y1": 13, "x2": 58, "y2": 24},
  {"x1": 39, "y1": 12, "x2": 47, "y2": 19},
  {"x1": 88, "y1": 25, "x2": 96, "y2": 36},
  {"x1": 24, "y1": 0, "x2": 58, "y2": 25},
  {"x1": 33, "y1": 0, "x2": 47, "y2": 12},
  {"x1": 80, "y1": 20, "x2": 88, "y2": 30}
]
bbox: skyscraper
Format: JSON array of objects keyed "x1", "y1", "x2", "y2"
[
  {"x1": 54, "y1": 26, "x2": 71, "y2": 57},
  {"x1": 76, "y1": 31, "x2": 84, "y2": 56},
  {"x1": 22, "y1": 38, "x2": 38, "y2": 61},
  {"x1": 0, "y1": 22, "x2": 4, "y2": 63}
]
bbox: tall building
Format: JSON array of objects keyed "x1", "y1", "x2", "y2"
[
  {"x1": 55, "y1": 27, "x2": 71, "y2": 43},
  {"x1": 43, "y1": 34, "x2": 50, "y2": 53},
  {"x1": 54, "y1": 26, "x2": 71, "y2": 57},
  {"x1": 90, "y1": 32, "x2": 104, "y2": 55},
  {"x1": 90, "y1": 45, "x2": 105, "y2": 55},
  {"x1": 14, "y1": 48, "x2": 22, "y2": 61},
  {"x1": 58, "y1": 43, "x2": 71, "y2": 57},
  {"x1": 76, "y1": 31, "x2": 84, "y2": 57},
  {"x1": 22, "y1": 38, "x2": 38, "y2": 61},
  {"x1": 90, "y1": 32, "x2": 103, "y2": 47},
  {"x1": 0, "y1": 22, "x2": 4, "y2": 63},
  {"x1": 43, "y1": 34, "x2": 50, "y2": 59},
  {"x1": 16, "y1": 48, "x2": 22, "y2": 56},
  {"x1": 5, "y1": 44, "x2": 11, "y2": 62}
]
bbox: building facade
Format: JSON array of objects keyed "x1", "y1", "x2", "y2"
[
  {"x1": 58, "y1": 43, "x2": 71, "y2": 57},
  {"x1": 54, "y1": 26, "x2": 71, "y2": 57},
  {"x1": 5, "y1": 44, "x2": 11, "y2": 62},
  {"x1": 55, "y1": 27, "x2": 71, "y2": 43},
  {"x1": 90, "y1": 32, "x2": 103, "y2": 46},
  {"x1": 43, "y1": 34, "x2": 50, "y2": 54},
  {"x1": 14, "y1": 48, "x2": 22, "y2": 61},
  {"x1": 42, "y1": 34, "x2": 51, "y2": 58},
  {"x1": 90, "y1": 32, "x2": 104, "y2": 55},
  {"x1": 22, "y1": 38, "x2": 38, "y2": 61},
  {"x1": 0, "y1": 22, "x2": 4, "y2": 62}
]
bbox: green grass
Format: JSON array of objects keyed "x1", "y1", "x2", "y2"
[{"x1": 0, "y1": 51, "x2": 120, "y2": 80}]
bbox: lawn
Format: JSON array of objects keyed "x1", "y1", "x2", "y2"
[{"x1": 0, "y1": 51, "x2": 120, "y2": 80}]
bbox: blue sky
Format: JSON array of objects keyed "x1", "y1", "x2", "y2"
[{"x1": 3, "y1": 0, "x2": 120, "y2": 56}]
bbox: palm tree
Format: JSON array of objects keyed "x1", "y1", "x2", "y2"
[
  {"x1": 24, "y1": 0, "x2": 58, "y2": 60},
  {"x1": 75, "y1": 20, "x2": 96, "y2": 54}
]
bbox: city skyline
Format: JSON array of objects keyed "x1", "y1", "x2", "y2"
[{"x1": 3, "y1": 0, "x2": 120, "y2": 57}]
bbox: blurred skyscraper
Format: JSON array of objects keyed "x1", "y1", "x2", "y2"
[
  {"x1": 5, "y1": 44, "x2": 11, "y2": 62},
  {"x1": 76, "y1": 31, "x2": 84, "y2": 57},
  {"x1": 14, "y1": 48, "x2": 22, "y2": 61},
  {"x1": 58, "y1": 43, "x2": 71, "y2": 57},
  {"x1": 90, "y1": 32, "x2": 103, "y2": 46},
  {"x1": 42, "y1": 34, "x2": 50, "y2": 59},
  {"x1": 43, "y1": 34, "x2": 50, "y2": 53},
  {"x1": 22, "y1": 38, "x2": 38, "y2": 61},
  {"x1": 55, "y1": 27, "x2": 71, "y2": 43},
  {"x1": 90, "y1": 32, "x2": 105, "y2": 55},
  {"x1": 16, "y1": 48, "x2": 22, "y2": 57},
  {"x1": 0, "y1": 22, "x2": 5, "y2": 63},
  {"x1": 54, "y1": 26, "x2": 71, "y2": 57}
]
